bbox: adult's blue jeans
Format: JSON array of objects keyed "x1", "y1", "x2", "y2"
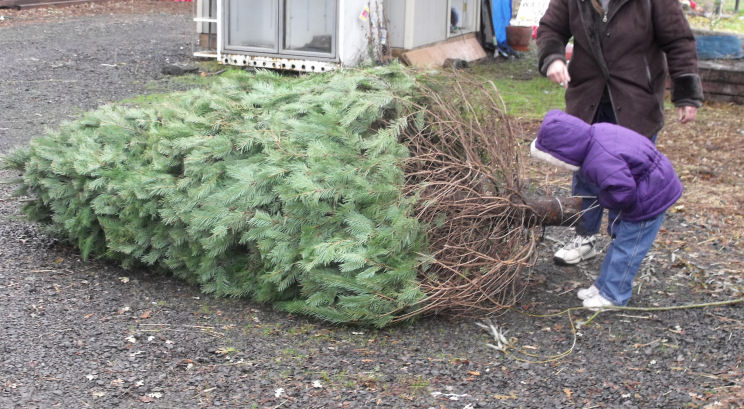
[
  {"x1": 595, "y1": 213, "x2": 665, "y2": 305},
  {"x1": 573, "y1": 102, "x2": 658, "y2": 236}
]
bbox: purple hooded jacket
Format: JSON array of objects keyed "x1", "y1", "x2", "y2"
[{"x1": 532, "y1": 110, "x2": 683, "y2": 222}]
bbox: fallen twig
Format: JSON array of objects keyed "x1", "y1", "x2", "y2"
[{"x1": 479, "y1": 297, "x2": 744, "y2": 363}]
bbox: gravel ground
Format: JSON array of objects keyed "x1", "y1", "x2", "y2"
[{"x1": 1, "y1": 3, "x2": 742, "y2": 408}]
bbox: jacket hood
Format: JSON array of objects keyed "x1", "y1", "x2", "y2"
[
  {"x1": 530, "y1": 139, "x2": 579, "y2": 171},
  {"x1": 532, "y1": 110, "x2": 592, "y2": 169}
]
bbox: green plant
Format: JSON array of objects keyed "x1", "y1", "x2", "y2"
[
  {"x1": 262, "y1": 323, "x2": 283, "y2": 336},
  {"x1": 685, "y1": 0, "x2": 744, "y2": 33},
  {"x1": 3, "y1": 64, "x2": 425, "y2": 327},
  {"x1": 216, "y1": 346, "x2": 238, "y2": 355},
  {"x1": 402, "y1": 375, "x2": 430, "y2": 394}
]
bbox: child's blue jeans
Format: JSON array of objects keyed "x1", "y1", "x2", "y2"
[{"x1": 594, "y1": 213, "x2": 665, "y2": 306}]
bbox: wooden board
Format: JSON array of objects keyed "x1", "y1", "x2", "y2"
[
  {"x1": 698, "y1": 59, "x2": 744, "y2": 103},
  {"x1": 400, "y1": 33, "x2": 487, "y2": 68}
]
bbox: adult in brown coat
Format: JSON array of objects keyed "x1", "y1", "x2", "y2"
[{"x1": 536, "y1": 0, "x2": 703, "y2": 266}]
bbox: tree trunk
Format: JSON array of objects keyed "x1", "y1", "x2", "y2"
[
  {"x1": 524, "y1": 195, "x2": 583, "y2": 227},
  {"x1": 715, "y1": 0, "x2": 725, "y2": 16}
]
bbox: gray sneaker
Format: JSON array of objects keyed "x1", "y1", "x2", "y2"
[
  {"x1": 554, "y1": 235, "x2": 597, "y2": 265},
  {"x1": 583, "y1": 293, "x2": 616, "y2": 311},
  {"x1": 577, "y1": 284, "x2": 599, "y2": 300}
]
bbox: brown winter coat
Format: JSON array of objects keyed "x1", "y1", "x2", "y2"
[{"x1": 537, "y1": 0, "x2": 704, "y2": 137}]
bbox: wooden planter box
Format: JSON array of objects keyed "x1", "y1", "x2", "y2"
[
  {"x1": 698, "y1": 59, "x2": 744, "y2": 104},
  {"x1": 692, "y1": 30, "x2": 744, "y2": 104}
]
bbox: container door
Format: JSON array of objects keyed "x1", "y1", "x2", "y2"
[
  {"x1": 282, "y1": 0, "x2": 337, "y2": 58},
  {"x1": 224, "y1": 0, "x2": 279, "y2": 52},
  {"x1": 223, "y1": 0, "x2": 337, "y2": 59}
]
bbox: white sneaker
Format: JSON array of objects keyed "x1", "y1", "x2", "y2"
[
  {"x1": 577, "y1": 284, "x2": 599, "y2": 300},
  {"x1": 582, "y1": 293, "x2": 616, "y2": 311},
  {"x1": 553, "y1": 235, "x2": 597, "y2": 265}
]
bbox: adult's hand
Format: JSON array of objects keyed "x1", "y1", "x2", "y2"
[
  {"x1": 678, "y1": 105, "x2": 698, "y2": 124},
  {"x1": 546, "y1": 59, "x2": 570, "y2": 89}
]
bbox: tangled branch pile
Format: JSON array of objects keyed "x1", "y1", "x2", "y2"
[
  {"x1": 2, "y1": 63, "x2": 537, "y2": 327},
  {"x1": 401, "y1": 75, "x2": 538, "y2": 320}
]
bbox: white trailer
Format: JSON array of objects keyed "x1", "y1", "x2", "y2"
[{"x1": 193, "y1": 0, "x2": 482, "y2": 72}]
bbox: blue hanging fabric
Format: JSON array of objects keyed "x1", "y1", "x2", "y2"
[
  {"x1": 492, "y1": 0, "x2": 518, "y2": 57},
  {"x1": 492, "y1": 0, "x2": 511, "y2": 46}
]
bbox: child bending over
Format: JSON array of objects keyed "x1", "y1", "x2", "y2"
[{"x1": 530, "y1": 110, "x2": 683, "y2": 309}]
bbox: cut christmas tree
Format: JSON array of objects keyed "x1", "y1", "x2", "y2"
[{"x1": 2, "y1": 63, "x2": 576, "y2": 327}]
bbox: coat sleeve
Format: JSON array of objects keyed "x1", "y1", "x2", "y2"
[
  {"x1": 597, "y1": 170, "x2": 637, "y2": 211},
  {"x1": 587, "y1": 151, "x2": 638, "y2": 211},
  {"x1": 651, "y1": 0, "x2": 704, "y2": 107},
  {"x1": 536, "y1": 0, "x2": 571, "y2": 76}
]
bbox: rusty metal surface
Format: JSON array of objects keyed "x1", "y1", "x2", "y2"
[{"x1": 219, "y1": 52, "x2": 340, "y2": 73}]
